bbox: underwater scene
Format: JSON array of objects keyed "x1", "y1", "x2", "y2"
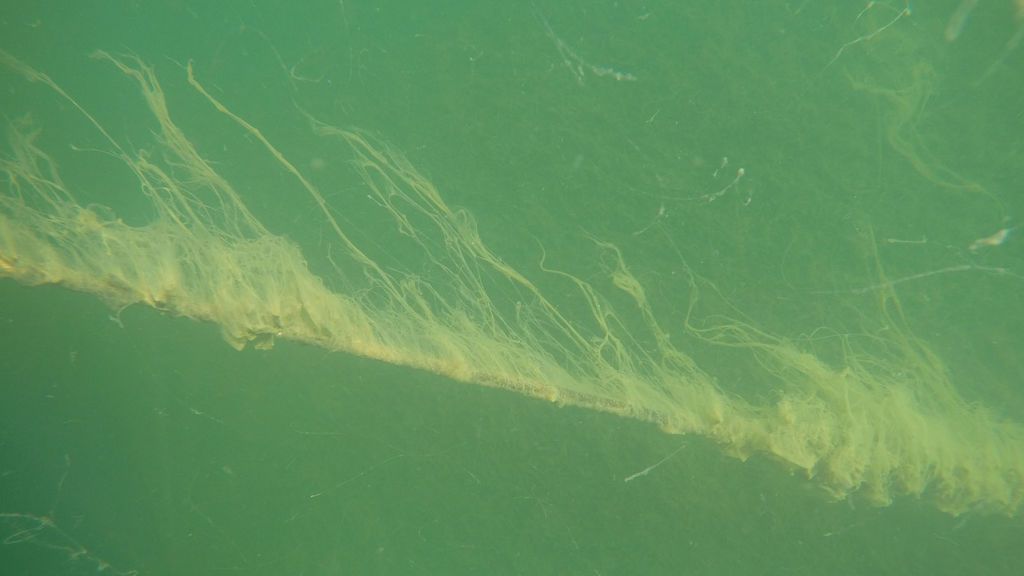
[{"x1": 2, "y1": 1, "x2": 1023, "y2": 574}]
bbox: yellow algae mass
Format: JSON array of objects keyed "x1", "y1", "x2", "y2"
[{"x1": 1, "y1": 49, "x2": 1022, "y2": 517}]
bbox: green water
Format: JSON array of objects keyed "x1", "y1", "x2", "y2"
[{"x1": 2, "y1": 0, "x2": 1022, "y2": 574}]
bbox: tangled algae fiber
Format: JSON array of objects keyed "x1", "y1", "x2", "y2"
[{"x1": 1, "y1": 49, "x2": 1022, "y2": 518}]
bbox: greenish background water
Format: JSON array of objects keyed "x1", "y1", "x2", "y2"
[{"x1": 2, "y1": 0, "x2": 1022, "y2": 574}]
